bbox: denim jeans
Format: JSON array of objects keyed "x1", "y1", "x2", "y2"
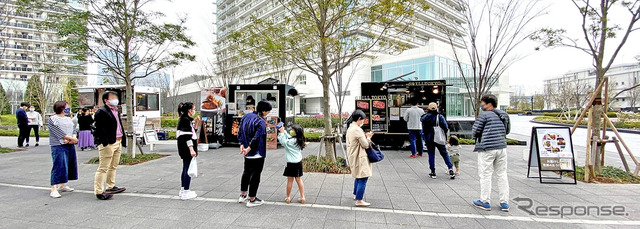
[
  {"x1": 50, "y1": 144, "x2": 78, "y2": 186},
  {"x1": 408, "y1": 130, "x2": 424, "y2": 155},
  {"x1": 425, "y1": 142, "x2": 453, "y2": 173},
  {"x1": 353, "y1": 177, "x2": 369, "y2": 201}
]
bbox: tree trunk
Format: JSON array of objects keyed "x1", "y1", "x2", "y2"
[
  {"x1": 322, "y1": 76, "x2": 336, "y2": 161},
  {"x1": 125, "y1": 80, "x2": 135, "y2": 158}
]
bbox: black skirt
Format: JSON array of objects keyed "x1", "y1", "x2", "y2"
[{"x1": 283, "y1": 162, "x2": 303, "y2": 177}]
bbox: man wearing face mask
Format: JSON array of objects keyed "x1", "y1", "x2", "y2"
[
  {"x1": 16, "y1": 102, "x2": 30, "y2": 148},
  {"x1": 471, "y1": 94, "x2": 511, "y2": 212},
  {"x1": 92, "y1": 91, "x2": 127, "y2": 200},
  {"x1": 26, "y1": 105, "x2": 43, "y2": 147}
]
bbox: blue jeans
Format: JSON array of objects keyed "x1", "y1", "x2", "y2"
[
  {"x1": 408, "y1": 130, "x2": 424, "y2": 155},
  {"x1": 50, "y1": 145, "x2": 78, "y2": 186},
  {"x1": 425, "y1": 142, "x2": 453, "y2": 174},
  {"x1": 181, "y1": 157, "x2": 192, "y2": 190},
  {"x1": 353, "y1": 177, "x2": 369, "y2": 201}
]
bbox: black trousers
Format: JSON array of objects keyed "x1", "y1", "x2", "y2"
[
  {"x1": 17, "y1": 125, "x2": 30, "y2": 147},
  {"x1": 26, "y1": 125, "x2": 39, "y2": 143},
  {"x1": 241, "y1": 157, "x2": 265, "y2": 198}
]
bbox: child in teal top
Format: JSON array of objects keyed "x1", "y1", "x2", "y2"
[{"x1": 277, "y1": 124, "x2": 306, "y2": 204}]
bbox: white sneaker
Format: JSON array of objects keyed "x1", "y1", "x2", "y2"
[
  {"x1": 59, "y1": 186, "x2": 74, "y2": 192},
  {"x1": 50, "y1": 191, "x2": 61, "y2": 198},
  {"x1": 238, "y1": 195, "x2": 248, "y2": 203},
  {"x1": 246, "y1": 198, "x2": 264, "y2": 207},
  {"x1": 178, "y1": 189, "x2": 185, "y2": 197},
  {"x1": 181, "y1": 190, "x2": 197, "y2": 200}
]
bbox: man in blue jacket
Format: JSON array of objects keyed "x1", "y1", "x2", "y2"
[
  {"x1": 237, "y1": 100, "x2": 272, "y2": 207},
  {"x1": 471, "y1": 94, "x2": 511, "y2": 212},
  {"x1": 16, "y1": 102, "x2": 30, "y2": 147}
]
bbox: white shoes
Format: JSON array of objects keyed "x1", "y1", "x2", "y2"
[
  {"x1": 181, "y1": 190, "x2": 197, "y2": 200},
  {"x1": 50, "y1": 191, "x2": 61, "y2": 198},
  {"x1": 58, "y1": 186, "x2": 74, "y2": 192},
  {"x1": 238, "y1": 195, "x2": 248, "y2": 203},
  {"x1": 179, "y1": 189, "x2": 185, "y2": 197}
]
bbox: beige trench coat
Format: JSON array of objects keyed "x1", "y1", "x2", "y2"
[{"x1": 346, "y1": 123, "x2": 372, "y2": 178}]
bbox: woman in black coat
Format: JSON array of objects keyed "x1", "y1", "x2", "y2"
[{"x1": 176, "y1": 102, "x2": 199, "y2": 200}]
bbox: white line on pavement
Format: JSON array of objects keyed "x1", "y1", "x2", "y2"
[{"x1": 2, "y1": 182, "x2": 638, "y2": 226}]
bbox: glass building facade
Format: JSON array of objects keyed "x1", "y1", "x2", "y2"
[{"x1": 371, "y1": 56, "x2": 472, "y2": 116}]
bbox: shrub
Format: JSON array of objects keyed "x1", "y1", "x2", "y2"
[
  {"x1": 0, "y1": 148, "x2": 17, "y2": 154},
  {"x1": 295, "y1": 117, "x2": 342, "y2": 129},
  {"x1": 566, "y1": 166, "x2": 640, "y2": 184},
  {"x1": 0, "y1": 114, "x2": 17, "y2": 125},
  {"x1": 0, "y1": 129, "x2": 50, "y2": 137},
  {"x1": 161, "y1": 117, "x2": 179, "y2": 128},
  {"x1": 87, "y1": 153, "x2": 167, "y2": 165},
  {"x1": 304, "y1": 132, "x2": 323, "y2": 142},
  {"x1": 302, "y1": 155, "x2": 351, "y2": 174},
  {"x1": 458, "y1": 138, "x2": 521, "y2": 145}
]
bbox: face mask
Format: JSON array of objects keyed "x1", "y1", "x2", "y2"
[
  {"x1": 359, "y1": 121, "x2": 364, "y2": 127},
  {"x1": 289, "y1": 130, "x2": 295, "y2": 136},
  {"x1": 108, "y1": 99, "x2": 119, "y2": 106},
  {"x1": 64, "y1": 108, "x2": 71, "y2": 114},
  {"x1": 480, "y1": 104, "x2": 487, "y2": 111},
  {"x1": 29, "y1": 108, "x2": 35, "y2": 111}
]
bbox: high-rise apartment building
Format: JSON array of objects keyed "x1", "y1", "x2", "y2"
[
  {"x1": 0, "y1": 0, "x2": 87, "y2": 112},
  {"x1": 213, "y1": 0, "x2": 510, "y2": 116}
]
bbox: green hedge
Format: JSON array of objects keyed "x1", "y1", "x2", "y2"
[
  {"x1": 161, "y1": 117, "x2": 179, "y2": 128},
  {"x1": 302, "y1": 156, "x2": 350, "y2": 174},
  {"x1": 0, "y1": 129, "x2": 50, "y2": 137},
  {"x1": 304, "y1": 132, "x2": 323, "y2": 142},
  {"x1": 543, "y1": 112, "x2": 617, "y2": 118},
  {"x1": 458, "y1": 138, "x2": 521, "y2": 145},
  {"x1": 535, "y1": 116, "x2": 640, "y2": 129},
  {"x1": 295, "y1": 117, "x2": 341, "y2": 129},
  {"x1": 0, "y1": 115, "x2": 17, "y2": 125}
]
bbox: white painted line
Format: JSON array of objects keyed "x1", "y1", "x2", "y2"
[{"x1": 1, "y1": 182, "x2": 638, "y2": 225}]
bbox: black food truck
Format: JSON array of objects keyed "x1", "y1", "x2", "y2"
[
  {"x1": 356, "y1": 79, "x2": 447, "y2": 147},
  {"x1": 223, "y1": 83, "x2": 298, "y2": 147}
]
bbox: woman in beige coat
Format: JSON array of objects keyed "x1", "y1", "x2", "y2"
[{"x1": 346, "y1": 110, "x2": 374, "y2": 207}]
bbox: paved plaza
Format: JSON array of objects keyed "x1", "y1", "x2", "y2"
[{"x1": 0, "y1": 135, "x2": 639, "y2": 229}]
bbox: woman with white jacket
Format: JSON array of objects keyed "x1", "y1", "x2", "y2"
[{"x1": 26, "y1": 106, "x2": 43, "y2": 147}]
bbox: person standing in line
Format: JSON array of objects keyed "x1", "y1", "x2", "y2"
[
  {"x1": 472, "y1": 94, "x2": 511, "y2": 212},
  {"x1": 93, "y1": 91, "x2": 127, "y2": 200},
  {"x1": 26, "y1": 105, "x2": 43, "y2": 147},
  {"x1": 346, "y1": 110, "x2": 374, "y2": 207},
  {"x1": 16, "y1": 102, "x2": 30, "y2": 148},
  {"x1": 48, "y1": 101, "x2": 78, "y2": 198},
  {"x1": 421, "y1": 102, "x2": 455, "y2": 179},
  {"x1": 71, "y1": 110, "x2": 80, "y2": 136},
  {"x1": 77, "y1": 108, "x2": 95, "y2": 151},
  {"x1": 447, "y1": 136, "x2": 462, "y2": 175},
  {"x1": 278, "y1": 124, "x2": 306, "y2": 204},
  {"x1": 403, "y1": 99, "x2": 425, "y2": 158},
  {"x1": 237, "y1": 100, "x2": 272, "y2": 207},
  {"x1": 176, "y1": 102, "x2": 199, "y2": 200}
]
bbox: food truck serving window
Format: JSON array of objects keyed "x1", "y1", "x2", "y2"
[
  {"x1": 136, "y1": 93, "x2": 159, "y2": 111},
  {"x1": 235, "y1": 90, "x2": 278, "y2": 114}
]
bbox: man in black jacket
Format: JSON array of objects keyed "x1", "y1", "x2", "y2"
[
  {"x1": 93, "y1": 91, "x2": 127, "y2": 200},
  {"x1": 16, "y1": 102, "x2": 30, "y2": 147}
]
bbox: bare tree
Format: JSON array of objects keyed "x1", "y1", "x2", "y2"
[
  {"x1": 331, "y1": 58, "x2": 363, "y2": 132},
  {"x1": 442, "y1": 0, "x2": 546, "y2": 117},
  {"x1": 569, "y1": 80, "x2": 591, "y2": 120},
  {"x1": 533, "y1": 0, "x2": 640, "y2": 178}
]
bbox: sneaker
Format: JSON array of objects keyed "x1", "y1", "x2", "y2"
[
  {"x1": 105, "y1": 186, "x2": 126, "y2": 194},
  {"x1": 238, "y1": 194, "x2": 248, "y2": 203},
  {"x1": 473, "y1": 200, "x2": 491, "y2": 211},
  {"x1": 96, "y1": 193, "x2": 113, "y2": 200},
  {"x1": 417, "y1": 154, "x2": 423, "y2": 157},
  {"x1": 25, "y1": 143, "x2": 29, "y2": 147},
  {"x1": 355, "y1": 200, "x2": 371, "y2": 207},
  {"x1": 178, "y1": 189, "x2": 185, "y2": 197},
  {"x1": 449, "y1": 170, "x2": 456, "y2": 179},
  {"x1": 35, "y1": 143, "x2": 39, "y2": 147},
  {"x1": 500, "y1": 203, "x2": 510, "y2": 212},
  {"x1": 181, "y1": 190, "x2": 197, "y2": 200},
  {"x1": 246, "y1": 198, "x2": 264, "y2": 207},
  {"x1": 58, "y1": 186, "x2": 74, "y2": 192},
  {"x1": 429, "y1": 173, "x2": 437, "y2": 179},
  {"x1": 50, "y1": 191, "x2": 61, "y2": 198},
  {"x1": 410, "y1": 155, "x2": 416, "y2": 158}
]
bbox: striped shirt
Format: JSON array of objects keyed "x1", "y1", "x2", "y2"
[
  {"x1": 48, "y1": 115, "x2": 75, "y2": 146},
  {"x1": 472, "y1": 109, "x2": 510, "y2": 152}
]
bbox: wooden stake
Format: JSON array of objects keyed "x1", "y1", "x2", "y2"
[
  {"x1": 585, "y1": 109, "x2": 593, "y2": 182},
  {"x1": 604, "y1": 116, "x2": 640, "y2": 168},
  {"x1": 572, "y1": 79, "x2": 607, "y2": 134},
  {"x1": 612, "y1": 137, "x2": 630, "y2": 173}
]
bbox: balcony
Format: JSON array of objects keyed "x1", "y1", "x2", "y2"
[{"x1": 0, "y1": 10, "x2": 44, "y2": 20}]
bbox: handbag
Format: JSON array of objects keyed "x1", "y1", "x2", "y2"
[
  {"x1": 366, "y1": 142, "x2": 384, "y2": 163},
  {"x1": 187, "y1": 157, "x2": 198, "y2": 178},
  {"x1": 433, "y1": 114, "x2": 447, "y2": 145}
]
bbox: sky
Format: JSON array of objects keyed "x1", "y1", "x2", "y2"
[{"x1": 88, "y1": 0, "x2": 640, "y2": 94}]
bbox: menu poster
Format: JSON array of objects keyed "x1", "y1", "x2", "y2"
[
  {"x1": 390, "y1": 107, "x2": 400, "y2": 121},
  {"x1": 535, "y1": 128, "x2": 574, "y2": 171},
  {"x1": 371, "y1": 100, "x2": 387, "y2": 132},
  {"x1": 355, "y1": 100, "x2": 371, "y2": 131},
  {"x1": 266, "y1": 116, "x2": 278, "y2": 149}
]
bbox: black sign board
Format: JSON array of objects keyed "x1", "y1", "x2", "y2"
[{"x1": 527, "y1": 127, "x2": 577, "y2": 184}]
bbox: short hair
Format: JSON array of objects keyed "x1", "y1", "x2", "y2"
[
  {"x1": 349, "y1": 110, "x2": 367, "y2": 122},
  {"x1": 481, "y1": 94, "x2": 498, "y2": 108},
  {"x1": 53, "y1": 101, "x2": 68, "y2": 114},
  {"x1": 410, "y1": 98, "x2": 418, "y2": 106},
  {"x1": 20, "y1": 102, "x2": 29, "y2": 107},
  {"x1": 102, "y1": 91, "x2": 118, "y2": 103},
  {"x1": 256, "y1": 100, "x2": 272, "y2": 113},
  {"x1": 449, "y1": 135, "x2": 459, "y2": 146},
  {"x1": 81, "y1": 107, "x2": 89, "y2": 112}
]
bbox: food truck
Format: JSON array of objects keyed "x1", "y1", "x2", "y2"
[
  {"x1": 356, "y1": 80, "x2": 447, "y2": 147},
  {"x1": 217, "y1": 83, "x2": 298, "y2": 147},
  {"x1": 76, "y1": 85, "x2": 162, "y2": 127}
]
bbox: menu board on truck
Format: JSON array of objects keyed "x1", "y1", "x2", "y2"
[
  {"x1": 371, "y1": 100, "x2": 387, "y2": 132},
  {"x1": 355, "y1": 99, "x2": 371, "y2": 132}
]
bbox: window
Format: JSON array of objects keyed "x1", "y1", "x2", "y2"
[
  {"x1": 299, "y1": 74, "x2": 306, "y2": 85},
  {"x1": 136, "y1": 93, "x2": 159, "y2": 111}
]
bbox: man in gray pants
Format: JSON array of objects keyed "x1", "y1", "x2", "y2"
[{"x1": 471, "y1": 94, "x2": 511, "y2": 212}]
